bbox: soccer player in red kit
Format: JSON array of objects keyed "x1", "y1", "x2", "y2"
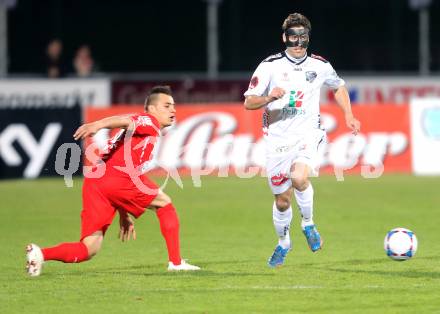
[{"x1": 26, "y1": 86, "x2": 200, "y2": 276}]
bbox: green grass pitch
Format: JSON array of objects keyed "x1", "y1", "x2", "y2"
[{"x1": 1, "y1": 174, "x2": 439, "y2": 313}]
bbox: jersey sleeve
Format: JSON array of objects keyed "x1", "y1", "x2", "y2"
[
  {"x1": 130, "y1": 114, "x2": 159, "y2": 136},
  {"x1": 243, "y1": 62, "x2": 272, "y2": 97},
  {"x1": 323, "y1": 63, "x2": 345, "y2": 89}
]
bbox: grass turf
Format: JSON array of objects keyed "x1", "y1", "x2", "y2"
[{"x1": 0, "y1": 174, "x2": 439, "y2": 313}]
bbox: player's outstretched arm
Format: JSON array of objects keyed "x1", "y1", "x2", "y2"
[
  {"x1": 333, "y1": 86, "x2": 361, "y2": 135},
  {"x1": 73, "y1": 115, "x2": 133, "y2": 140},
  {"x1": 244, "y1": 87, "x2": 285, "y2": 110}
]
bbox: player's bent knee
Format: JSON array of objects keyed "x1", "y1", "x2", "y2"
[
  {"x1": 292, "y1": 177, "x2": 309, "y2": 191},
  {"x1": 151, "y1": 191, "x2": 172, "y2": 208},
  {"x1": 275, "y1": 198, "x2": 291, "y2": 211},
  {"x1": 275, "y1": 188, "x2": 292, "y2": 211},
  {"x1": 86, "y1": 245, "x2": 100, "y2": 258},
  {"x1": 163, "y1": 194, "x2": 172, "y2": 205},
  {"x1": 82, "y1": 233, "x2": 104, "y2": 258}
]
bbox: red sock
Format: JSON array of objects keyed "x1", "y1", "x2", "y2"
[
  {"x1": 156, "y1": 203, "x2": 181, "y2": 265},
  {"x1": 42, "y1": 242, "x2": 89, "y2": 263}
]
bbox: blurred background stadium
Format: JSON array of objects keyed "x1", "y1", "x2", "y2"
[
  {"x1": 1, "y1": 1, "x2": 440, "y2": 313},
  {"x1": 0, "y1": 0, "x2": 439, "y2": 179}
]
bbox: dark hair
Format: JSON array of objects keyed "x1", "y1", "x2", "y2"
[
  {"x1": 282, "y1": 13, "x2": 311, "y2": 31},
  {"x1": 144, "y1": 85, "x2": 172, "y2": 109}
]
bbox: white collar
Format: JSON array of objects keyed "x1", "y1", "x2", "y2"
[{"x1": 284, "y1": 50, "x2": 307, "y2": 64}]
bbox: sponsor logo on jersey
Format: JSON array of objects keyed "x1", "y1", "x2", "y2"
[
  {"x1": 270, "y1": 173, "x2": 289, "y2": 186},
  {"x1": 279, "y1": 90, "x2": 306, "y2": 119},
  {"x1": 137, "y1": 116, "x2": 153, "y2": 127},
  {"x1": 305, "y1": 71, "x2": 317, "y2": 83},
  {"x1": 282, "y1": 106, "x2": 306, "y2": 119},
  {"x1": 288, "y1": 90, "x2": 303, "y2": 107},
  {"x1": 249, "y1": 76, "x2": 259, "y2": 89}
]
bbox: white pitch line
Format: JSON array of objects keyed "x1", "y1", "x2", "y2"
[{"x1": 121, "y1": 284, "x2": 428, "y2": 293}]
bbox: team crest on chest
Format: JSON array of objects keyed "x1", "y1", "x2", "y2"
[
  {"x1": 281, "y1": 72, "x2": 289, "y2": 81},
  {"x1": 305, "y1": 71, "x2": 317, "y2": 83}
]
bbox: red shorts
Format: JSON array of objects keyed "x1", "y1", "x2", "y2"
[{"x1": 80, "y1": 174, "x2": 158, "y2": 240}]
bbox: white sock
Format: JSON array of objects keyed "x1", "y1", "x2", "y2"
[
  {"x1": 272, "y1": 203, "x2": 292, "y2": 249},
  {"x1": 294, "y1": 183, "x2": 314, "y2": 229}
]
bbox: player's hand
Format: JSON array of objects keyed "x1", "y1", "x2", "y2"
[
  {"x1": 269, "y1": 87, "x2": 286, "y2": 99},
  {"x1": 73, "y1": 122, "x2": 100, "y2": 140},
  {"x1": 118, "y1": 213, "x2": 136, "y2": 242},
  {"x1": 345, "y1": 114, "x2": 361, "y2": 135}
]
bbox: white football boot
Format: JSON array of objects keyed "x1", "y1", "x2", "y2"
[
  {"x1": 167, "y1": 260, "x2": 200, "y2": 271},
  {"x1": 26, "y1": 243, "x2": 44, "y2": 277}
]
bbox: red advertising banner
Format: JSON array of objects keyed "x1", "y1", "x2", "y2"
[
  {"x1": 320, "y1": 104, "x2": 411, "y2": 174},
  {"x1": 84, "y1": 103, "x2": 411, "y2": 175}
]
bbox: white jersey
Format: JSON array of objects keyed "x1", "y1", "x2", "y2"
[{"x1": 244, "y1": 50, "x2": 345, "y2": 142}]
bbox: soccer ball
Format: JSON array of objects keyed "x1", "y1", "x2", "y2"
[{"x1": 384, "y1": 227, "x2": 418, "y2": 261}]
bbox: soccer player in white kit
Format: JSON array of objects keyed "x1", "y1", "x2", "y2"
[{"x1": 244, "y1": 13, "x2": 360, "y2": 267}]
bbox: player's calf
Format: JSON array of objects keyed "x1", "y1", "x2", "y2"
[{"x1": 41, "y1": 242, "x2": 90, "y2": 263}]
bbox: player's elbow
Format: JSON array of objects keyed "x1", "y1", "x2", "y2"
[
  {"x1": 333, "y1": 85, "x2": 347, "y2": 96},
  {"x1": 244, "y1": 98, "x2": 254, "y2": 110}
]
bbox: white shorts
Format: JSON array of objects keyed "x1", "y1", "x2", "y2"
[{"x1": 265, "y1": 129, "x2": 327, "y2": 194}]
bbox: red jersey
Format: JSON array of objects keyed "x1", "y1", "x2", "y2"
[{"x1": 100, "y1": 113, "x2": 160, "y2": 177}]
